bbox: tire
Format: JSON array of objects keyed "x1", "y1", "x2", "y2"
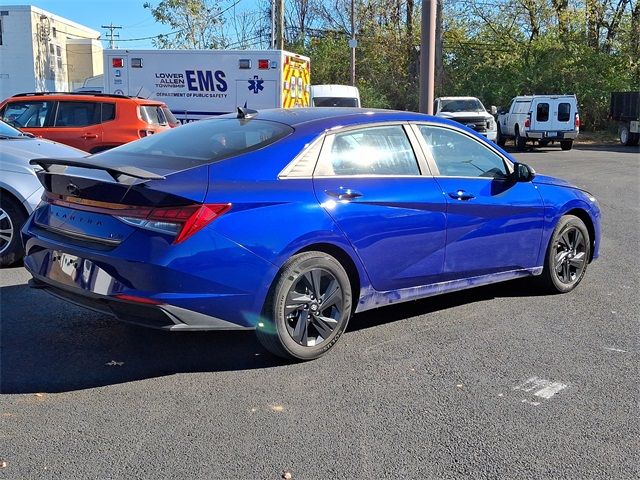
[
  {"x1": 537, "y1": 215, "x2": 590, "y2": 294},
  {"x1": 538, "y1": 139, "x2": 550, "y2": 147},
  {"x1": 0, "y1": 193, "x2": 28, "y2": 267},
  {"x1": 515, "y1": 127, "x2": 526, "y2": 151},
  {"x1": 619, "y1": 124, "x2": 631, "y2": 146},
  {"x1": 256, "y1": 251, "x2": 353, "y2": 360},
  {"x1": 560, "y1": 140, "x2": 573, "y2": 151},
  {"x1": 629, "y1": 132, "x2": 640, "y2": 147},
  {"x1": 496, "y1": 125, "x2": 506, "y2": 147}
]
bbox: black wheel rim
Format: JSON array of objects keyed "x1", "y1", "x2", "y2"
[
  {"x1": 553, "y1": 226, "x2": 587, "y2": 284},
  {"x1": 284, "y1": 268, "x2": 344, "y2": 347},
  {"x1": 0, "y1": 208, "x2": 13, "y2": 255}
]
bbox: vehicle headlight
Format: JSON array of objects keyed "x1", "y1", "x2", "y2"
[{"x1": 487, "y1": 118, "x2": 496, "y2": 130}]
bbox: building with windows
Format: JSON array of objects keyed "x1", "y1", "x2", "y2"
[{"x1": 0, "y1": 5, "x2": 103, "y2": 101}]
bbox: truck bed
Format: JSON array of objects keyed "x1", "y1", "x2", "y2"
[{"x1": 610, "y1": 92, "x2": 640, "y2": 122}]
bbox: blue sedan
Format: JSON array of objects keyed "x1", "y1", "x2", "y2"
[{"x1": 22, "y1": 108, "x2": 601, "y2": 360}]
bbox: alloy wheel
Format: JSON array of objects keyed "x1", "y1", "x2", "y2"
[
  {"x1": 0, "y1": 208, "x2": 14, "y2": 255},
  {"x1": 284, "y1": 268, "x2": 344, "y2": 347},
  {"x1": 553, "y1": 225, "x2": 587, "y2": 284}
]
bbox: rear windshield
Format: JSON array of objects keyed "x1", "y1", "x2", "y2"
[
  {"x1": 106, "y1": 118, "x2": 293, "y2": 168},
  {"x1": 313, "y1": 97, "x2": 359, "y2": 107},
  {"x1": 139, "y1": 105, "x2": 169, "y2": 126}
]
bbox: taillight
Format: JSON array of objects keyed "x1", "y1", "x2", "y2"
[
  {"x1": 524, "y1": 116, "x2": 531, "y2": 128},
  {"x1": 44, "y1": 193, "x2": 231, "y2": 244},
  {"x1": 117, "y1": 204, "x2": 232, "y2": 243},
  {"x1": 575, "y1": 113, "x2": 580, "y2": 128}
]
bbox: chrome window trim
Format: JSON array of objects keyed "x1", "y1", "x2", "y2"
[{"x1": 408, "y1": 122, "x2": 514, "y2": 178}]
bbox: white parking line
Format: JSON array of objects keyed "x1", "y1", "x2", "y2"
[{"x1": 513, "y1": 376, "x2": 568, "y2": 404}]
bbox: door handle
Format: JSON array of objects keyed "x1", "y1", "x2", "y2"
[
  {"x1": 325, "y1": 189, "x2": 363, "y2": 201},
  {"x1": 81, "y1": 133, "x2": 98, "y2": 139},
  {"x1": 448, "y1": 190, "x2": 475, "y2": 201}
]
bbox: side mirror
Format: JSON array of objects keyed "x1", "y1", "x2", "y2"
[
  {"x1": 512, "y1": 162, "x2": 536, "y2": 182},
  {"x1": 490, "y1": 105, "x2": 497, "y2": 115}
]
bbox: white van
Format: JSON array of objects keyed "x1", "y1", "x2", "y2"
[
  {"x1": 310, "y1": 85, "x2": 361, "y2": 107},
  {"x1": 497, "y1": 95, "x2": 580, "y2": 150}
]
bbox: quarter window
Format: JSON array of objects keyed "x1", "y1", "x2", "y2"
[
  {"x1": 418, "y1": 125, "x2": 508, "y2": 179},
  {"x1": 558, "y1": 103, "x2": 571, "y2": 122},
  {"x1": 1, "y1": 101, "x2": 53, "y2": 128},
  {"x1": 54, "y1": 101, "x2": 100, "y2": 127},
  {"x1": 101, "y1": 103, "x2": 116, "y2": 122},
  {"x1": 536, "y1": 102, "x2": 549, "y2": 122},
  {"x1": 315, "y1": 125, "x2": 420, "y2": 176}
]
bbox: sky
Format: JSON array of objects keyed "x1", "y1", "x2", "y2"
[{"x1": 0, "y1": 0, "x2": 252, "y2": 49}]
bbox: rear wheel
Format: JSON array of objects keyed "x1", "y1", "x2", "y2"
[
  {"x1": 538, "y1": 215, "x2": 590, "y2": 293},
  {"x1": 560, "y1": 140, "x2": 573, "y2": 151},
  {"x1": 0, "y1": 194, "x2": 28, "y2": 267},
  {"x1": 256, "y1": 251, "x2": 352, "y2": 360}
]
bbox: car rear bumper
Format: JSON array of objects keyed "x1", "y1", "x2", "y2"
[
  {"x1": 22, "y1": 215, "x2": 278, "y2": 330},
  {"x1": 526, "y1": 131, "x2": 578, "y2": 140},
  {"x1": 28, "y1": 276, "x2": 254, "y2": 331}
]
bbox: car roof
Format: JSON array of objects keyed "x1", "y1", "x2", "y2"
[
  {"x1": 6, "y1": 92, "x2": 165, "y2": 106},
  {"x1": 221, "y1": 107, "x2": 439, "y2": 131}
]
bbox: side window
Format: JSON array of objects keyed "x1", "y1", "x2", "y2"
[
  {"x1": 558, "y1": 102, "x2": 571, "y2": 122},
  {"x1": 1, "y1": 101, "x2": 53, "y2": 128},
  {"x1": 536, "y1": 102, "x2": 549, "y2": 122},
  {"x1": 315, "y1": 125, "x2": 420, "y2": 176},
  {"x1": 101, "y1": 103, "x2": 116, "y2": 122},
  {"x1": 418, "y1": 125, "x2": 508, "y2": 179},
  {"x1": 54, "y1": 102, "x2": 100, "y2": 127}
]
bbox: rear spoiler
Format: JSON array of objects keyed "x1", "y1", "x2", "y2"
[{"x1": 29, "y1": 158, "x2": 166, "y2": 183}]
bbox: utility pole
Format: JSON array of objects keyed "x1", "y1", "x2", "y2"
[
  {"x1": 349, "y1": 0, "x2": 356, "y2": 86},
  {"x1": 419, "y1": 0, "x2": 437, "y2": 114},
  {"x1": 273, "y1": 0, "x2": 284, "y2": 49},
  {"x1": 101, "y1": 23, "x2": 122, "y2": 49}
]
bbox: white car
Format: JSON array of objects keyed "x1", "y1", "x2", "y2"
[
  {"x1": 497, "y1": 95, "x2": 580, "y2": 150},
  {"x1": 310, "y1": 85, "x2": 361, "y2": 107},
  {"x1": 434, "y1": 96, "x2": 497, "y2": 142},
  {"x1": 0, "y1": 120, "x2": 86, "y2": 266}
]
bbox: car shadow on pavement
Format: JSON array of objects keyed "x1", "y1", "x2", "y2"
[
  {"x1": 1, "y1": 277, "x2": 545, "y2": 394},
  {"x1": 348, "y1": 277, "x2": 547, "y2": 333},
  {"x1": 0, "y1": 283, "x2": 288, "y2": 394}
]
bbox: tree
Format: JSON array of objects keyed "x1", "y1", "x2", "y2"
[{"x1": 143, "y1": 0, "x2": 228, "y2": 49}]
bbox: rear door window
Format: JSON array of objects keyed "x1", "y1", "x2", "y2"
[
  {"x1": 54, "y1": 101, "x2": 100, "y2": 127},
  {"x1": 536, "y1": 102, "x2": 550, "y2": 122},
  {"x1": 1, "y1": 101, "x2": 54, "y2": 128},
  {"x1": 558, "y1": 102, "x2": 571, "y2": 122},
  {"x1": 315, "y1": 125, "x2": 420, "y2": 176},
  {"x1": 101, "y1": 103, "x2": 116, "y2": 122}
]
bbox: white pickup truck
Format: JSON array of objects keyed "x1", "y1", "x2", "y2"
[
  {"x1": 496, "y1": 95, "x2": 579, "y2": 151},
  {"x1": 434, "y1": 96, "x2": 497, "y2": 142}
]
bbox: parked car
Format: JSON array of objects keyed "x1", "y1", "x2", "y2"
[
  {"x1": 497, "y1": 95, "x2": 580, "y2": 150},
  {"x1": 609, "y1": 91, "x2": 639, "y2": 146},
  {"x1": 0, "y1": 92, "x2": 177, "y2": 153},
  {"x1": 0, "y1": 120, "x2": 86, "y2": 266},
  {"x1": 22, "y1": 108, "x2": 600, "y2": 360},
  {"x1": 434, "y1": 96, "x2": 497, "y2": 142},
  {"x1": 310, "y1": 85, "x2": 361, "y2": 107}
]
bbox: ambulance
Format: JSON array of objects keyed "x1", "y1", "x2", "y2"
[{"x1": 103, "y1": 49, "x2": 311, "y2": 122}]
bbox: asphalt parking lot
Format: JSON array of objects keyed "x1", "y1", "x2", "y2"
[{"x1": 1, "y1": 143, "x2": 638, "y2": 479}]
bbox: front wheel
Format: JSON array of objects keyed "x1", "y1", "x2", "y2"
[
  {"x1": 0, "y1": 194, "x2": 28, "y2": 267},
  {"x1": 496, "y1": 125, "x2": 506, "y2": 147},
  {"x1": 515, "y1": 129, "x2": 526, "y2": 151},
  {"x1": 538, "y1": 215, "x2": 590, "y2": 293},
  {"x1": 256, "y1": 251, "x2": 352, "y2": 360}
]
